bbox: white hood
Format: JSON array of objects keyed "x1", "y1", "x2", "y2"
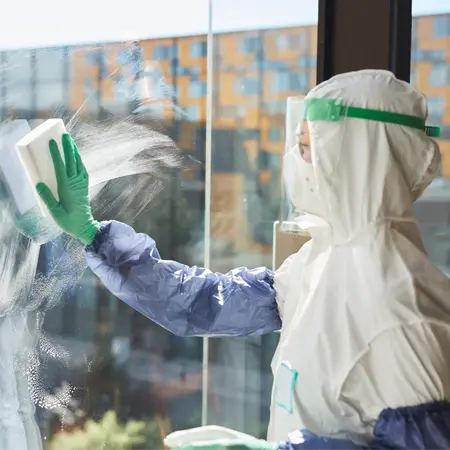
[
  {"x1": 295, "y1": 69, "x2": 441, "y2": 243},
  {"x1": 269, "y1": 70, "x2": 450, "y2": 444}
]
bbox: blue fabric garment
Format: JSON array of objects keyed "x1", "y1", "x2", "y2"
[
  {"x1": 371, "y1": 402, "x2": 450, "y2": 449},
  {"x1": 277, "y1": 402, "x2": 450, "y2": 449},
  {"x1": 84, "y1": 221, "x2": 281, "y2": 337}
]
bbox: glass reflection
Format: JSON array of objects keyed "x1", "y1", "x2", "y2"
[
  {"x1": 411, "y1": 7, "x2": 450, "y2": 276},
  {"x1": 207, "y1": 0, "x2": 318, "y2": 436},
  {"x1": 0, "y1": 6, "x2": 207, "y2": 449}
]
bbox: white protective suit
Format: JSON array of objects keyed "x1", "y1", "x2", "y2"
[{"x1": 269, "y1": 69, "x2": 450, "y2": 444}]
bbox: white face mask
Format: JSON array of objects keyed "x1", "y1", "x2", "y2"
[{"x1": 283, "y1": 146, "x2": 324, "y2": 218}]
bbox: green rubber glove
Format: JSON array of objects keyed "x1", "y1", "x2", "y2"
[
  {"x1": 36, "y1": 134, "x2": 100, "y2": 245},
  {"x1": 175, "y1": 439, "x2": 277, "y2": 450}
]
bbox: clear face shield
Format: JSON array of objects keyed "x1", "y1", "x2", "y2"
[
  {"x1": 280, "y1": 96, "x2": 325, "y2": 235},
  {"x1": 279, "y1": 96, "x2": 441, "y2": 236}
]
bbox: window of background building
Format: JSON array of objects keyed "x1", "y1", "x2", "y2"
[
  {"x1": 35, "y1": 48, "x2": 65, "y2": 82},
  {"x1": 276, "y1": 32, "x2": 308, "y2": 52},
  {"x1": 412, "y1": 48, "x2": 445, "y2": 61},
  {"x1": 299, "y1": 56, "x2": 316, "y2": 68},
  {"x1": 428, "y1": 96, "x2": 445, "y2": 120},
  {"x1": 83, "y1": 75, "x2": 95, "y2": 98},
  {"x1": 269, "y1": 127, "x2": 282, "y2": 142},
  {"x1": 275, "y1": 35, "x2": 290, "y2": 52},
  {"x1": 235, "y1": 78, "x2": 260, "y2": 95},
  {"x1": 35, "y1": 48, "x2": 67, "y2": 111},
  {"x1": 2, "y1": 51, "x2": 33, "y2": 112},
  {"x1": 190, "y1": 41, "x2": 208, "y2": 58},
  {"x1": 411, "y1": 4, "x2": 450, "y2": 278},
  {"x1": 84, "y1": 49, "x2": 99, "y2": 66},
  {"x1": 83, "y1": 48, "x2": 108, "y2": 77},
  {"x1": 118, "y1": 46, "x2": 143, "y2": 71},
  {"x1": 189, "y1": 80, "x2": 207, "y2": 98},
  {"x1": 271, "y1": 71, "x2": 309, "y2": 92},
  {"x1": 434, "y1": 15, "x2": 450, "y2": 38},
  {"x1": 154, "y1": 45, "x2": 176, "y2": 60},
  {"x1": 241, "y1": 36, "x2": 261, "y2": 54},
  {"x1": 429, "y1": 62, "x2": 450, "y2": 86},
  {"x1": 184, "y1": 105, "x2": 201, "y2": 121},
  {"x1": 178, "y1": 66, "x2": 201, "y2": 78}
]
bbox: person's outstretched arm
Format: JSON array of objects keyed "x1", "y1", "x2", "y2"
[
  {"x1": 85, "y1": 221, "x2": 278, "y2": 337},
  {"x1": 36, "y1": 134, "x2": 281, "y2": 337}
]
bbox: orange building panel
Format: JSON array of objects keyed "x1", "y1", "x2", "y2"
[
  {"x1": 177, "y1": 35, "x2": 208, "y2": 69},
  {"x1": 210, "y1": 173, "x2": 246, "y2": 243},
  {"x1": 308, "y1": 27, "x2": 318, "y2": 57},
  {"x1": 218, "y1": 31, "x2": 259, "y2": 67},
  {"x1": 415, "y1": 16, "x2": 450, "y2": 52},
  {"x1": 440, "y1": 140, "x2": 450, "y2": 178},
  {"x1": 70, "y1": 45, "x2": 101, "y2": 111},
  {"x1": 59, "y1": 17, "x2": 449, "y2": 176}
]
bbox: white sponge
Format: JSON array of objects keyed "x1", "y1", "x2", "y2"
[{"x1": 15, "y1": 119, "x2": 67, "y2": 218}]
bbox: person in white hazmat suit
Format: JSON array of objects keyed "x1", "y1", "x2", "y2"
[{"x1": 36, "y1": 69, "x2": 450, "y2": 449}]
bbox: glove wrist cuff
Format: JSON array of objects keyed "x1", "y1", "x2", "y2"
[{"x1": 79, "y1": 220, "x2": 101, "y2": 246}]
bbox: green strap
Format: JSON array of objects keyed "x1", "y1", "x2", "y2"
[{"x1": 304, "y1": 98, "x2": 441, "y2": 138}]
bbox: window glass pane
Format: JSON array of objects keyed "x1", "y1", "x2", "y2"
[
  {"x1": 2, "y1": 51, "x2": 32, "y2": 112},
  {"x1": 190, "y1": 41, "x2": 208, "y2": 58},
  {"x1": 208, "y1": 0, "x2": 318, "y2": 435},
  {"x1": 428, "y1": 62, "x2": 450, "y2": 86},
  {"x1": 189, "y1": 80, "x2": 207, "y2": 98},
  {"x1": 433, "y1": 15, "x2": 450, "y2": 38},
  {"x1": 0, "y1": 1, "x2": 209, "y2": 448},
  {"x1": 34, "y1": 48, "x2": 68, "y2": 111},
  {"x1": 36, "y1": 48, "x2": 65, "y2": 82},
  {"x1": 411, "y1": 6, "x2": 450, "y2": 276}
]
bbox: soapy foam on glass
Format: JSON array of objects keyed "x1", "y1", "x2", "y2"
[
  {"x1": 0, "y1": 44, "x2": 198, "y2": 448},
  {"x1": 0, "y1": 121, "x2": 37, "y2": 215},
  {"x1": 0, "y1": 118, "x2": 184, "y2": 446}
]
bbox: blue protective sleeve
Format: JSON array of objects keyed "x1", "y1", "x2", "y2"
[{"x1": 84, "y1": 221, "x2": 281, "y2": 337}]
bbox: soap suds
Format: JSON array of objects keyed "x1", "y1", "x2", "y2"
[{"x1": 0, "y1": 43, "x2": 192, "y2": 449}]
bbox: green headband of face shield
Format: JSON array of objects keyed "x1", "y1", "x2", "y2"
[{"x1": 303, "y1": 98, "x2": 441, "y2": 138}]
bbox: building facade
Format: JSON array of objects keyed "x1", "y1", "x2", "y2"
[{"x1": 0, "y1": 16, "x2": 448, "y2": 258}]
